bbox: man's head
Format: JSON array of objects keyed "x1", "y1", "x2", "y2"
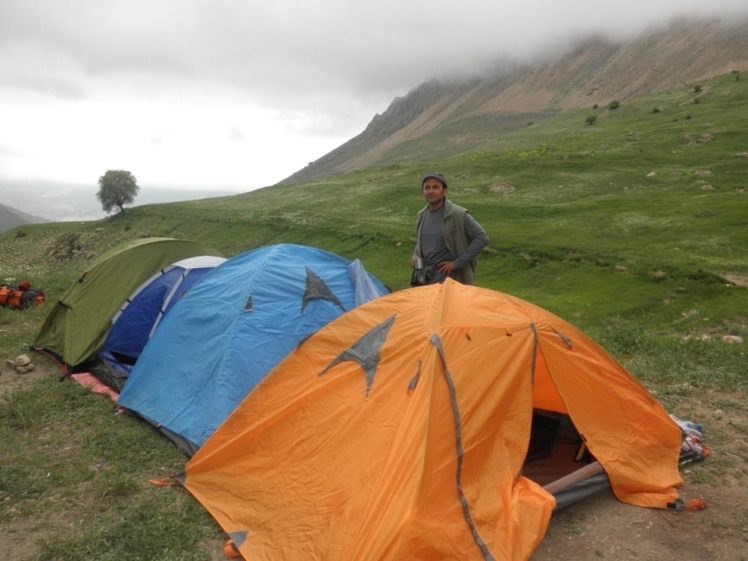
[
  {"x1": 420, "y1": 172, "x2": 447, "y2": 189},
  {"x1": 420, "y1": 172, "x2": 448, "y2": 209}
]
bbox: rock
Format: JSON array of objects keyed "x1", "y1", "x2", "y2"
[
  {"x1": 14, "y1": 354, "x2": 32, "y2": 366},
  {"x1": 722, "y1": 335, "x2": 744, "y2": 344},
  {"x1": 7, "y1": 354, "x2": 34, "y2": 373}
]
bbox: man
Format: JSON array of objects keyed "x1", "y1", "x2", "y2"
[{"x1": 411, "y1": 172, "x2": 489, "y2": 286}]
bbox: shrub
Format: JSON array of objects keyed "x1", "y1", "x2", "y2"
[
  {"x1": 585, "y1": 115, "x2": 598, "y2": 126},
  {"x1": 608, "y1": 100, "x2": 621, "y2": 110}
]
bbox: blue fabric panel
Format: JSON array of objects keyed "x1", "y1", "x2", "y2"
[
  {"x1": 99, "y1": 264, "x2": 218, "y2": 374},
  {"x1": 116, "y1": 244, "x2": 387, "y2": 451}
]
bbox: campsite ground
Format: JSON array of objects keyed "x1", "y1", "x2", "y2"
[
  {"x1": 1, "y1": 358, "x2": 746, "y2": 561},
  {"x1": 533, "y1": 386, "x2": 748, "y2": 561}
]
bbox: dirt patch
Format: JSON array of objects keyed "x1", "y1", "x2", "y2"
[
  {"x1": 0, "y1": 517, "x2": 47, "y2": 561},
  {"x1": 533, "y1": 388, "x2": 748, "y2": 560},
  {"x1": 490, "y1": 182, "x2": 516, "y2": 194},
  {"x1": 0, "y1": 353, "x2": 50, "y2": 399},
  {"x1": 197, "y1": 537, "x2": 234, "y2": 561},
  {"x1": 720, "y1": 273, "x2": 748, "y2": 288},
  {"x1": 533, "y1": 481, "x2": 746, "y2": 560}
]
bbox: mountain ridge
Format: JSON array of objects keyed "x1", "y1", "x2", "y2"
[
  {"x1": 280, "y1": 17, "x2": 748, "y2": 184},
  {"x1": 0, "y1": 203, "x2": 50, "y2": 234}
]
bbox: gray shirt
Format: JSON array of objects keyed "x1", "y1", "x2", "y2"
[{"x1": 418, "y1": 206, "x2": 489, "y2": 276}]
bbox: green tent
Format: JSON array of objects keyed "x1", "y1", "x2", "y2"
[{"x1": 33, "y1": 237, "x2": 223, "y2": 369}]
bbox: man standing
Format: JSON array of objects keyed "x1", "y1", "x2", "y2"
[{"x1": 411, "y1": 172, "x2": 489, "y2": 286}]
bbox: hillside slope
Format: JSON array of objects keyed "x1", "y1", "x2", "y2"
[
  {"x1": 281, "y1": 18, "x2": 748, "y2": 184},
  {"x1": 0, "y1": 203, "x2": 49, "y2": 233}
]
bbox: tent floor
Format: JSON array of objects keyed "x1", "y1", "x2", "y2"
[{"x1": 522, "y1": 429, "x2": 588, "y2": 487}]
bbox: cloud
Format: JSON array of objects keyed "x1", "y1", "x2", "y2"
[
  {"x1": 0, "y1": 0, "x2": 747, "y2": 191},
  {"x1": 7, "y1": 1, "x2": 745, "y2": 105},
  {"x1": 226, "y1": 126, "x2": 247, "y2": 142}
]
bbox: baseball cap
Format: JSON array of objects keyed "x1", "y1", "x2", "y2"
[{"x1": 420, "y1": 172, "x2": 448, "y2": 188}]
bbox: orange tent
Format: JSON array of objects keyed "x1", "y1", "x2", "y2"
[{"x1": 181, "y1": 279, "x2": 682, "y2": 560}]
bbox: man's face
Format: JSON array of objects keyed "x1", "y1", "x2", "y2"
[{"x1": 422, "y1": 178, "x2": 447, "y2": 207}]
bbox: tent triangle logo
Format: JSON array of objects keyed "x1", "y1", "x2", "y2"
[
  {"x1": 301, "y1": 267, "x2": 343, "y2": 312},
  {"x1": 318, "y1": 314, "x2": 396, "y2": 397},
  {"x1": 227, "y1": 531, "x2": 248, "y2": 548}
]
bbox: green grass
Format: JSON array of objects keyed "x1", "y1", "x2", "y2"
[
  {"x1": 0, "y1": 379, "x2": 222, "y2": 560},
  {"x1": 1, "y1": 71, "x2": 747, "y2": 558}
]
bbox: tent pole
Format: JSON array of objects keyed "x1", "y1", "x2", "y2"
[{"x1": 542, "y1": 461, "x2": 605, "y2": 495}]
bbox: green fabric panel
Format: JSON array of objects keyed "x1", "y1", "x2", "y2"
[{"x1": 33, "y1": 238, "x2": 222, "y2": 367}]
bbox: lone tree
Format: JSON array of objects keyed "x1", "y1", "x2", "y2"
[{"x1": 97, "y1": 170, "x2": 139, "y2": 214}]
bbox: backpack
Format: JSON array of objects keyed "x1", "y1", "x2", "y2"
[{"x1": 0, "y1": 284, "x2": 45, "y2": 309}]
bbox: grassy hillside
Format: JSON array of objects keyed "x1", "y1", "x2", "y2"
[
  {"x1": 1, "y1": 71, "x2": 747, "y2": 560},
  {"x1": 5, "y1": 72, "x2": 747, "y2": 326},
  {"x1": 2, "y1": 72, "x2": 747, "y2": 391}
]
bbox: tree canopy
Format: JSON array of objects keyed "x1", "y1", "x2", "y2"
[{"x1": 97, "y1": 170, "x2": 139, "y2": 213}]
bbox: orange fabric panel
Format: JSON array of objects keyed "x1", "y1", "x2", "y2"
[
  {"x1": 531, "y1": 342, "x2": 568, "y2": 414},
  {"x1": 185, "y1": 284, "x2": 556, "y2": 560},
  {"x1": 535, "y1": 322, "x2": 683, "y2": 507},
  {"x1": 183, "y1": 280, "x2": 681, "y2": 560}
]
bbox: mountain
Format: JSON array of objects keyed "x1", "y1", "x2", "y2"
[
  {"x1": 280, "y1": 18, "x2": 748, "y2": 185},
  {"x1": 0, "y1": 203, "x2": 50, "y2": 234}
]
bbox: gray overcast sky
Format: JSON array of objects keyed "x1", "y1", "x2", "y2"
[{"x1": 1, "y1": 1, "x2": 747, "y2": 193}]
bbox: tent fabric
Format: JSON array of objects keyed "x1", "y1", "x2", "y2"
[
  {"x1": 181, "y1": 279, "x2": 682, "y2": 561},
  {"x1": 348, "y1": 258, "x2": 388, "y2": 306},
  {"x1": 98, "y1": 255, "x2": 227, "y2": 374},
  {"x1": 33, "y1": 238, "x2": 223, "y2": 368},
  {"x1": 70, "y1": 373, "x2": 121, "y2": 405},
  {"x1": 116, "y1": 243, "x2": 388, "y2": 454}
]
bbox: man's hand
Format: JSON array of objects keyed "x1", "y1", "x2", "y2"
[{"x1": 438, "y1": 261, "x2": 456, "y2": 277}]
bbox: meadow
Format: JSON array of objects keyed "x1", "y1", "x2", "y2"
[{"x1": 1, "y1": 71, "x2": 746, "y2": 559}]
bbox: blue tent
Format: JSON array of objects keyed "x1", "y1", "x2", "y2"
[
  {"x1": 116, "y1": 244, "x2": 388, "y2": 455},
  {"x1": 98, "y1": 255, "x2": 226, "y2": 375}
]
